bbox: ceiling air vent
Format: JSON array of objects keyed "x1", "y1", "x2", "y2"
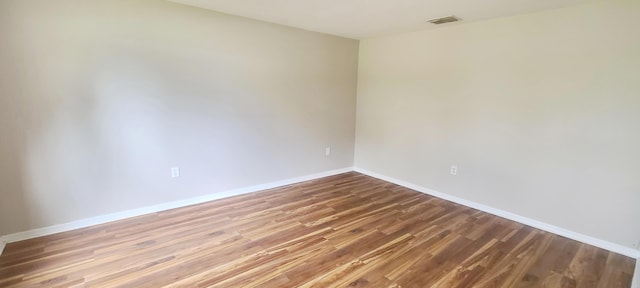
[{"x1": 427, "y1": 15, "x2": 462, "y2": 25}]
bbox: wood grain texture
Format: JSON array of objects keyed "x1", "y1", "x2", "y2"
[{"x1": 0, "y1": 172, "x2": 635, "y2": 287}]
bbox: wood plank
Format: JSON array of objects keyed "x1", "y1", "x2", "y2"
[{"x1": 0, "y1": 172, "x2": 635, "y2": 287}]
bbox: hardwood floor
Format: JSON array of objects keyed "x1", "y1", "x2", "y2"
[{"x1": 0, "y1": 172, "x2": 635, "y2": 287}]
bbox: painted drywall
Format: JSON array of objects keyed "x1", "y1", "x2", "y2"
[
  {"x1": 0, "y1": 0, "x2": 358, "y2": 236},
  {"x1": 355, "y1": 0, "x2": 640, "y2": 250}
]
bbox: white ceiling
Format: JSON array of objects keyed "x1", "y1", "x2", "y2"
[{"x1": 168, "y1": 0, "x2": 593, "y2": 39}]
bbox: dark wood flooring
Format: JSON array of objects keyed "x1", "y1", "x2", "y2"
[{"x1": 0, "y1": 172, "x2": 635, "y2": 287}]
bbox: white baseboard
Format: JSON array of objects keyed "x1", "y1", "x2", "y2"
[
  {"x1": 0, "y1": 167, "x2": 354, "y2": 248},
  {"x1": 2, "y1": 165, "x2": 638, "y2": 267},
  {"x1": 354, "y1": 167, "x2": 640, "y2": 259}
]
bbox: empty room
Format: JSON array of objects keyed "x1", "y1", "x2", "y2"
[{"x1": 0, "y1": 0, "x2": 638, "y2": 287}]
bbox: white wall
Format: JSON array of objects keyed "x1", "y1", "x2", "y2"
[
  {"x1": 0, "y1": 0, "x2": 358, "y2": 236},
  {"x1": 355, "y1": 0, "x2": 640, "y2": 250}
]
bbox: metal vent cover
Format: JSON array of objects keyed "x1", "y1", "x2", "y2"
[{"x1": 427, "y1": 15, "x2": 462, "y2": 25}]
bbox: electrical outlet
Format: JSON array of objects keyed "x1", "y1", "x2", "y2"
[
  {"x1": 450, "y1": 165, "x2": 457, "y2": 175},
  {"x1": 325, "y1": 147, "x2": 331, "y2": 156},
  {"x1": 171, "y1": 166, "x2": 180, "y2": 178}
]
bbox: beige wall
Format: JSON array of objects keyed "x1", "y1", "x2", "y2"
[
  {"x1": 0, "y1": 0, "x2": 358, "y2": 235},
  {"x1": 1, "y1": 0, "x2": 637, "y2": 253},
  {"x1": 355, "y1": 0, "x2": 640, "y2": 249}
]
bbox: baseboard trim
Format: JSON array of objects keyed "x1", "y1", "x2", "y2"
[
  {"x1": 2, "y1": 166, "x2": 638, "y2": 262},
  {"x1": 0, "y1": 167, "x2": 354, "y2": 248},
  {"x1": 354, "y1": 167, "x2": 640, "y2": 259}
]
